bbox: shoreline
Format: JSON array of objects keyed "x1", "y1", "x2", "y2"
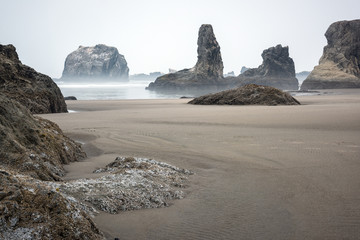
[{"x1": 41, "y1": 89, "x2": 360, "y2": 239}]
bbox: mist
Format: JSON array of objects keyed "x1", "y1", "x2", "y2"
[{"x1": 1, "y1": 0, "x2": 359, "y2": 79}]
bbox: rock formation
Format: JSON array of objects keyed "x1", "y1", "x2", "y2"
[
  {"x1": 48, "y1": 156, "x2": 193, "y2": 215},
  {"x1": 188, "y1": 84, "x2": 300, "y2": 105},
  {"x1": 301, "y1": 19, "x2": 360, "y2": 90},
  {"x1": 0, "y1": 44, "x2": 67, "y2": 114},
  {"x1": 61, "y1": 44, "x2": 129, "y2": 81},
  {"x1": 64, "y1": 96, "x2": 77, "y2": 100},
  {"x1": 147, "y1": 24, "x2": 224, "y2": 91},
  {"x1": 0, "y1": 94, "x2": 86, "y2": 181},
  {"x1": 227, "y1": 45, "x2": 299, "y2": 90},
  {"x1": 130, "y1": 72, "x2": 164, "y2": 81},
  {"x1": 0, "y1": 94, "x2": 102, "y2": 238},
  {"x1": 0, "y1": 169, "x2": 104, "y2": 240}
]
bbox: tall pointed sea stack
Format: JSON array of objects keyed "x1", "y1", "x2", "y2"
[
  {"x1": 194, "y1": 24, "x2": 224, "y2": 80},
  {"x1": 147, "y1": 24, "x2": 224, "y2": 91},
  {"x1": 301, "y1": 19, "x2": 360, "y2": 90}
]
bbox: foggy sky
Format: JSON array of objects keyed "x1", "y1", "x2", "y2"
[{"x1": 1, "y1": 0, "x2": 359, "y2": 78}]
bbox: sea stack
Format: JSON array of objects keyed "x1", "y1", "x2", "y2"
[
  {"x1": 147, "y1": 24, "x2": 224, "y2": 91},
  {"x1": 301, "y1": 19, "x2": 360, "y2": 90},
  {"x1": 228, "y1": 45, "x2": 299, "y2": 90},
  {"x1": 0, "y1": 44, "x2": 67, "y2": 114},
  {"x1": 61, "y1": 44, "x2": 129, "y2": 82}
]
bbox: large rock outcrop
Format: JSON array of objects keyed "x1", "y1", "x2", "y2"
[
  {"x1": 61, "y1": 44, "x2": 129, "y2": 81},
  {"x1": 147, "y1": 24, "x2": 224, "y2": 91},
  {"x1": 301, "y1": 20, "x2": 360, "y2": 90},
  {"x1": 0, "y1": 44, "x2": 67, "y2": 114},
  {"x1": 0, "y1": 94, "x2": 86, "y2": 181},
  {"x1": 0, "y1": 169, "x2": 104, "y2": 240},
  {"x1": 188, "y1": 84, "x2": 300, "y2": 105},
  {"x1": 227, "y1": 45, "x2": 299, "y2": 90}
]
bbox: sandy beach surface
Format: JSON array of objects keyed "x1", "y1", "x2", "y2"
[{"x1": 42, "y1": 89, "x2": 360, "y2": 240}]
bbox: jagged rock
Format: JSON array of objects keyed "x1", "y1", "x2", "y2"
[
  {"x1": 228, "y1": 45, "x2": 299, "y2": 90},
  {"x1": 301, "y1": 20, "x2": 360, "y2": 90},
  {"x1": 188, "y1": 84, "x2": 300, "y2": 105},
  {"x1": 147, "y1": 24, "x2": 224, "y2": 91},
  {"x1": 0, "y1": 44, "x2": 67, "y2": 114},
  {"x1": 0, "y1": 169, "x2": 104, "y2": 240},
  {"x1": 61, "y1": 44, "x2": 129, "y2": 82},
  {"x1": 0, "y1": 95, "x2": 86, "y2": 181}
]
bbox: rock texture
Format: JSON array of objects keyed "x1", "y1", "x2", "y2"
[
  {"x1": 0, "y1": 95, "x2": 86, "y2": 181},
  {"x1": 0, "y1": 169, "x2": 104, "y2": 240},
  {"x1": 48, "y1": 157, "x2": 193, "y2": 215},
  {"x1": 61, "y1": 44, "x2": 129, "y2": 81},
  {"x1": 0, "y1": 44, "x2": 67, "y2": 114},
  {"x1": 188, "y1": 84, "x2": 300, "y2": 105},
  {"x1": 147, "y1": 24, "x2": 224, "y2": 91},
  {"x1": 301, "y1": 20, "x2": 360, "y2": 90},
  {"x1": 228, "y1": 45, "x2": 299, "y2": 90}
]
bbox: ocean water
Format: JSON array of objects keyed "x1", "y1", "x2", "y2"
[
  {"x1": 57, "y1": 80, "x2": 185, "y2": 100},
  {"x1": 57, "y1": 80, "x2": 315, "y2": 100}
]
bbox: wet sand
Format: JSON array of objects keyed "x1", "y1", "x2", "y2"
[{"x1": 42, "y1": 89, "x2": 360, "y2": 240}]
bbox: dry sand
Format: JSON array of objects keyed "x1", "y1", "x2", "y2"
[{"x1": 42, "y1": 89, "x2": 360, "y2": 240}]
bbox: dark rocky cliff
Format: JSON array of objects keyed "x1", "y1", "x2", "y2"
[
  {"x1": 0, "y1": 169, "x2": 104, "y2": 239},
  {"x1": 301, "y1": 19, "x2": 360, "y2": 90},
  {"x1": 61, "y1": 44, "x2": 129, "y2": 81},
  {"x1": 0, "y1": 94, "x2": 86, "y2": 181},
  {"x1": 0, "y1": 44, "x2": 67, "y2": 114}
]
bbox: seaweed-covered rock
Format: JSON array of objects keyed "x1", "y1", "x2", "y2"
[
  {"x1": 0, "y1": 44, "x2": 67, "y2": 114},
  {"x1": 0, "y1": 95, "x2": 86, "y2": 181},
  {"x1": 49, "y1": 157, "x2": 193, "y2": 214},
  {"x1": 0, "y1": 169, "x2": 104, "y2": 240},
  {"x1": 228, "y1": 45, "x2": 299, "y2": 90},
  {"x1": 61, "y1": 44, "x2": 129, "y2": 82},
  {"x1": 301, "y1": 19, "x2": 360, "y2": 90},
  {"x1": 147, "y1": 24, "x2": 224, "y2": 91},
  {"x1": 188, "y1": 84, "x2": 300, "y2": 105}
]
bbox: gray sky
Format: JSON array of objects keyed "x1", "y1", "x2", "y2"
[{"x1": 1, "y1": 0, "x2": 359, "y2": 78}]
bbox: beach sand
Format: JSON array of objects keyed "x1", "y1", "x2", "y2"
[{"x1": 42, "y1": 89, "x2": 360, "y2": 240}]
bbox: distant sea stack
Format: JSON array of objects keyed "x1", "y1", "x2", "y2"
[
  {"x1": 0, "y1": 44, "x2": 67, "y2": 114},
  {"x1": 301, "y1": 19, "x2": 360, "y2": 90},
  {"x1": 61, "y1": 44, "x2": 129, "y2": 82},
  {"x1": 147, "y1": 24, "x2": 224, "y2": 91},
  {"x1": 228, "y1": 45, "x2": 299, "y2": 90}
]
